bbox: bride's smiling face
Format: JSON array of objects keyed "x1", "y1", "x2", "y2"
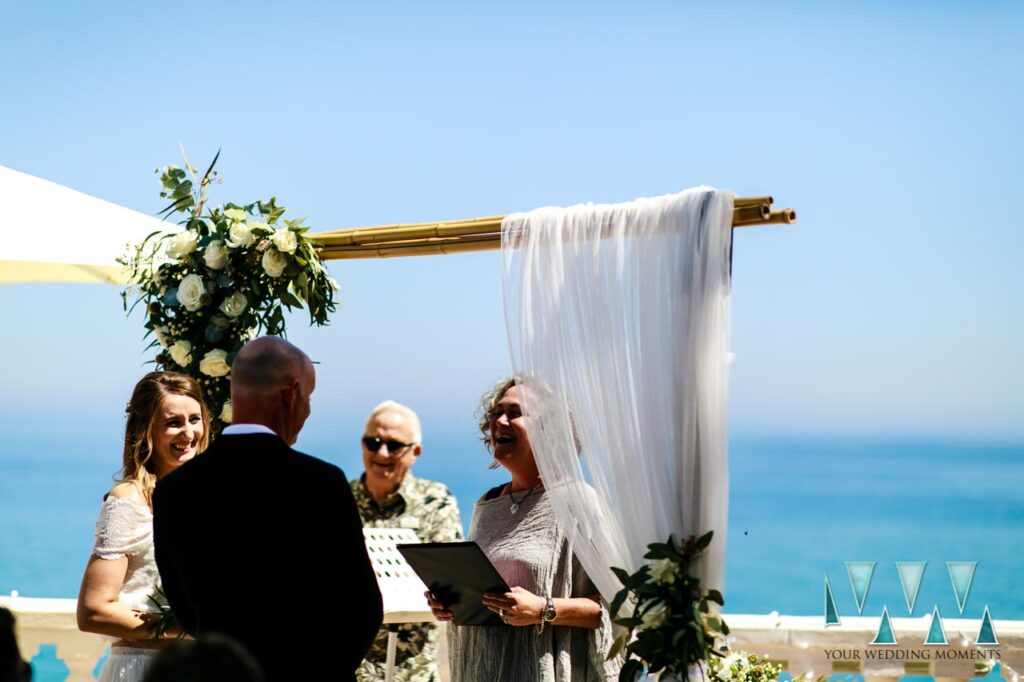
[{"x1": 151, "y1": 393, "x2": 205, "y2": 478}]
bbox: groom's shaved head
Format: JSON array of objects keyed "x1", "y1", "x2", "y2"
[
  {"x1": 230, "y1": 336, "x2": 316, "y2": 445},
  {"x1": 232, "y1": 336, "x2": 310, "y2": 394}
]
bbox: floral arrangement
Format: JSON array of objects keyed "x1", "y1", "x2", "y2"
[
  {"x1": 608, "y1": 531, "x2": 729, "y2": 682},
  {"x1": 708, "y1": 652, "x2": 783, "y2": 682},
  {"x1": 121, "y1": 152, "x2": 337, "y2": 430}
]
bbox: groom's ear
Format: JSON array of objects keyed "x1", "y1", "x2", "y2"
[{"x1": 280, "y1": 380, "x2": 299, "y2": 408}]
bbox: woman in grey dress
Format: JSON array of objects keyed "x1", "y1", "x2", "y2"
[{"x1": 427, "y1": 377, "x2": 618, "y2": 682}]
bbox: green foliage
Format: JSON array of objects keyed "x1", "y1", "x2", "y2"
[
  {"x1": 608, "y1": 532, "x2": 730, "y2": 682},
  {"x1": 120, "y1": 153, "x2": 338, "y2": 432},
  {"x1": 147, "y1": 586, "x2": 184, "y2": 640}
]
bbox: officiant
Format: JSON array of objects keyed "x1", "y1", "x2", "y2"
[{"x1": 350, "y1": 400, "x2": 463, "y2": 682}]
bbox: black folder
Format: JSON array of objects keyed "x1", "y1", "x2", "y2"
[{"x1": 396, "y1": 541, "x2": 510, "y2": 626}]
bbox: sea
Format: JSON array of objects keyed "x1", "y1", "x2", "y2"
[{"x1": 1, "y1": 434, "x2": 1021, "y2": 621}]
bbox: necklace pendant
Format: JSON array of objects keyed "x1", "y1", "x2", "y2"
[{"x1": 510, "y1": 502, "x2": 520, "y2": 515}]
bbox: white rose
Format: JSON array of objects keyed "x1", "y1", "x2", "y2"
[
  {"x1": 262, "y1": 248, "x2": 288, "y2": 278},
  {"x1": 168, "y1": 340, "x2": 192, "y2": 367},
  {"x1": 199, "y1": 349, "x2": 231, "y2": 377},
  {"x1": 639, "y1": 601, "x2": 668, "y2": 631},
  {"x1": 226, "y1": 221, "x2": 255, "y2": 249},
  {"x1": 223, "y1": 208, "x2": 248, "y2": 222},
  {"x1": 246, "y1": 219, "x2": 270, "y2": 233},
  {"x1": 220, "y1": 400, "x2": 233, "y2": 423},
  {"x1": 650, "y1": 557, "x2": 679, "y2": 585},
  {"x1": 153, "y1": 325, "x2": 171, "y2": 349},
  {"x1": 219, "y1": 291, "x2": 248, "y2": 318},
  {"x1": 270, "y1": 228, "x2": 298, "y2": 254},
  {"x1": 203, "y1": 239, "x2": 229, "y2": 270},
  {"x1": 166, "y1": 232, "x2": 198, "y2": 259},
  {"x1": 176, "y1": 273, "x2": 206, "y2": 311}
]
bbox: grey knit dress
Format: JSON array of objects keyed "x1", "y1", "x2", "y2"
[{"x1": 447, "y1": 487, "x2": 620, "y2": 682}]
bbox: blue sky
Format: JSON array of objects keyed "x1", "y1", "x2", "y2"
[{"x1": 1, "y1": 1, "x2": 1021, "y2": 465}]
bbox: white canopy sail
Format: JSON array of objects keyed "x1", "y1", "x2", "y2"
[{"x1": 0, "y1": 165, "x2": 171, "y2": 285}]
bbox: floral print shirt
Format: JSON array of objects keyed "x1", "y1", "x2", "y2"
[{"x1": 351, "y1": 473, "x2": 463, "y2": 682}]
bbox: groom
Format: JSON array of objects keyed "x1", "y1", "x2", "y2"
[{"x1": 153, "y1": 337, "x2": 383, "y2": 681}]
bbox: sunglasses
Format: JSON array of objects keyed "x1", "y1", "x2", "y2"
[{"x1": 361, "y1": 436, "x2": 416, "y2": 454}]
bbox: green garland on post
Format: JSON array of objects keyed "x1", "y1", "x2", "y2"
[
  {"x1": 608, "y1": 531, "x2": 730, "y2": 682},
  {"x1": 120, "y1": 151, "x2": 338, "y2": 431}
]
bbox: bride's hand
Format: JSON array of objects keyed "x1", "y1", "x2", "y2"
[{"x1": 132, "y1": 610, "x2": 189, "y2": 639}]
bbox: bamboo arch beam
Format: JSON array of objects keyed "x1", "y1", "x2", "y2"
[{"x1": 310, "y1": 195, "x2": 795, "y2": 260}]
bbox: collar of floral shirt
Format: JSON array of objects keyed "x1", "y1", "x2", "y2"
[{"x1": 360, "y1": 471, "x2": 420, "y2": 511}]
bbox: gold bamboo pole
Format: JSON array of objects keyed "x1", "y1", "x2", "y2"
[
  {"x1": 314, "y1": 216, "x2": 505, "y2": 247},
  {"x1": 319, "y1": 236, "x2": 501, "y2": 259},
  {"x1": 311, "y1": 196, "x2": 795, "y2": 260},
  {"x1": 733, "y1": 196, "x2": 773, "y2": 208}
]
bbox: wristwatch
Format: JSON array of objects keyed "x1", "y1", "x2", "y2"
[{"x1": 542, "y1": 596, "x2": 557, "y2": 624}]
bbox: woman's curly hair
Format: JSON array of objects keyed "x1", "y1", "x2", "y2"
[{"x1": 476, "y1": 375, "x2": 519, "y2": 454}]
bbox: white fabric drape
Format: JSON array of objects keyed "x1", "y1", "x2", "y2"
[{"x1": 500, "y1": 187, "x2": 733, "y2": 604}]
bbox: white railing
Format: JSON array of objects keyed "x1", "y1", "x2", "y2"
[{"x1": 3, "y1": 596, "x2": 1022, "y2": 682}]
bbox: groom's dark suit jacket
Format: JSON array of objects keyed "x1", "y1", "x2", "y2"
[{"x1": 153, "y1": 432, "x2": 383, "y2": 681}]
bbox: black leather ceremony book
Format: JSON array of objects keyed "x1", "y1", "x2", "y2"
[{"x1": 396, "y1": 541, "x2": 510, "y2": 626}]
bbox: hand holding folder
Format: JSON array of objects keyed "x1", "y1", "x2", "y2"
[{"x1": 397, "y1": 541, "x2": 510, "y2": 626}]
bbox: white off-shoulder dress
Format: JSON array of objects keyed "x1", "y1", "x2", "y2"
[{"x1": 91, "y1": 495, "x2": 166, "y2": 682}]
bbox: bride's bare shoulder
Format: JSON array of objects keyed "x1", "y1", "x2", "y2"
[{"x1": 107, "y1": 481, "x2": 146, "y2": 504}]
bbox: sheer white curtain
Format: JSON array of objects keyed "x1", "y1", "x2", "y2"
[{"x1": 500, "y1": 187, "x2": 733, "y2": 604}]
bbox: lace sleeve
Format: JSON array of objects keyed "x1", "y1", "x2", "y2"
[{"x1": 92, "y1": 496, "x2": 154, "y2": 560}]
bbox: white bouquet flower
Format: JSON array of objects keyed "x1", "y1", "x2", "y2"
[
  {"x1": 219, "y1": 292, "x2": 248, "y2": 318},
  {"x1": 168, "y1": 340, "x2": 192, "y2": 367},
  {"x1": 262, "y1": 248, "x2": 288, "y2": 278},
  {"x1": 271, "y1": 228, "x2": 298, "y2": 254},
  {"x1": 199, "y1": 349, "x2": 231, "y2": 377},
  {"x1": 166, "y1": 232, "x2": 198, "y2": 259},
  {"x1": 176, "y1": 274, "x2": 206, "y2": 311},
  {"x1": 203, "y1": 240, "x2": 229, "y2": 270},
  {"x1": 226, "y1": 221, "x2": 255, "y2": 248}
]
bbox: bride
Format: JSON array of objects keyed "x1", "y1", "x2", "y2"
[{"x1": 77, "y1": 371, "x2": 209, "y2": 682}]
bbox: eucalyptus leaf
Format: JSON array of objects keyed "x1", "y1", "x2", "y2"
[
  {"x1": 611, "y1": 566, "x2": 632, "y2": 586},
  {"x1": 202, "y1": 148, "x2": 221, "y2": 181},
  {"x1": 606, "y1": 635, "x2": 628, "y2": 661}
]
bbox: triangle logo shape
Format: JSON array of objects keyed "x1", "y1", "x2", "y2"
[
  {"x1": 871, "y1": 605, "x2": 898, "y2": 645},
  {"x1": 845, "y1": 562, "x2": 876, "y2": 614},
  {"x1": 925, "y1": 605, "x2": 947, "y2": 645},
  {"x1": 825, "y1": 575, "x2": 841, "y2": 626},
  {"x1": 946, "y1": 562, "x2": 977, "y2": 615},
  {"x1": 976, "y1": 605, "x2": 999, "y2": 645},
  {"x1": 896, "y1": 562, "x2": 927, "y2": 615}
]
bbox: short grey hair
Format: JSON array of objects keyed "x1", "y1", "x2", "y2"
[{"x1": 365, "y1": 400, "x2": 422, "y2": 443}]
